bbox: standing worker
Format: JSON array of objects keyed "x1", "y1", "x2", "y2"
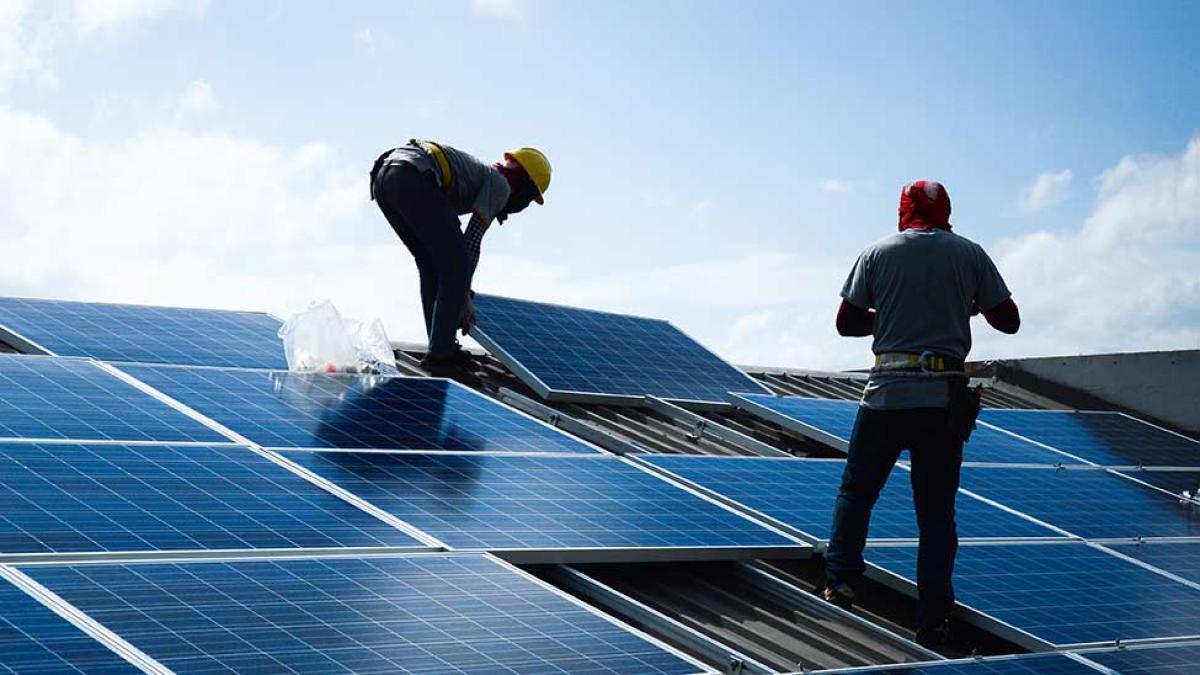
[
  {"x1": 370, "y1": 140, "x2": 551, "y2": 376},
  {"x1": 817, "y1": 180, "x2": 1020, "y2": 649}
]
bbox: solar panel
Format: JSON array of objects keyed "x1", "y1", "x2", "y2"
[
  {"x1": 1108, "y1": 542, "x2": 1200, "y2": 586},
  {"x1": 959, "y1": 466, "x2": 1200, "y2": 539},
  {"x1": 0, "y1": 355, "x2": 225, "y2": 443},
  {"x1": 0, "y1": 441, "x2": 424, "y2": 554},
  {"x1": 0, "y1": 296, "x2": 286, "y2": 369},
  {"x1": 118, "y1": 363, "x2": 599, "y2": 453},
  {"x1": 0, "y1": 575, "x2": 138, "y2": 674},
  {"x1": 471, "y1": 293, "x2": 771, "y2": 404},
  {"x1": 280, "y1": 451, "x2": 801, "y2": 557},
  {"x1": 868, "y1": 543, "x2": 1200, "y2": 647},
  {"x1": 980, "y1": 409, "x2": 1200, "y2": 467},
  {"x1": 831, "y1": 653, "x2": 1100, "y2": 674},
  {"x1": 730, "y1": 394, "x2": 1078, "y2": 464},
  {"x1": 1110, "y1": 468, "x2": 1199, "y2": 499},
  {"x1": 639, "y1": 456, "x2": 1059, "y2": 542},
  {"x1": 1083, "y1": 642, "x2": 1200, "y2": 674},
  {"x1": 26, "y1": 554, "x2": 705, "y2": 675}
]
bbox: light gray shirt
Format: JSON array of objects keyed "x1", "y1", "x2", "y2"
[{"x1": 841, "y1": 229, "x2": 1011, "y2": 409}]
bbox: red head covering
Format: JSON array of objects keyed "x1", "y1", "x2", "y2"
[{"x1": 898, "y1": 180, "x2": 952, "y2": 232}]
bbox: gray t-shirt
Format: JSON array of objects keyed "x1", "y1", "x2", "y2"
[
  {"x1": 841, "y1": 229, "x2": 1011, "y2": 409},
  {"x1": 384, "y1": 141, "x2": 510, "y2": 223}
]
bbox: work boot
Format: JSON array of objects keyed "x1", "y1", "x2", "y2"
[
  {"x1": 914, "y1": 619, "x2": 953, "y2": 649},
  {"x1": 815, "y1": 582, "x2": 855, "y2": 610},
  {"x1": 419, "y1": 346, "x2": 474, "y2": 370},
  {"x1": 420, "y1": 352, "x2": 481, "y2": 386}
]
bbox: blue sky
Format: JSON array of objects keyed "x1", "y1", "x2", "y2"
[{"x1": 1, "y1": 1, "x2": 1197, "y2": 369}]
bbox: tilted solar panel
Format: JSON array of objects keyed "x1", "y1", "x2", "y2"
[
  {"x1": 26, "y1": 554, "x2": 706, "y2": 675},
  {"x1": 980, "y1": 409, "x2": 1200, "y2": 467},
  {"x1": 118, "y1": 363, "x2": 599, "y2": 453},
  {"x1": 0, "y1": 296, "x2": 286, "y2": 369},
  {"x1": 279, "y1": 451, "x2": 802, "y2": 559},
  {"x1": 0, "y1": 355, "x2": 225, "y2": 443},
  {"x1": 959, "y1": 466, "x2": 1200, "y2": 539},
  {"x1": 471, "y1": 293, "x2": 771, "y2": 405},
  {"x1": 1112, "y1": 468, "x2": 1200, "y2": 498},
  {"x1": 639, "y1": 455, "x2": 1059, "y2": 542},
  {"x1": 1082, "y1": 642, "x2": 1200, "y2": 674},
  {"x1": 1107, "y1": 542, "x2": 1200, "y2": 586},
  {"x1": 0, "y1": 575, "x2": 138, "y2": 674},
  {"x1": 0, "y1": 442, "x2": 424, "y2": 554},
  {"x1": 868, "y1": 543, "x2": 1200, "y2": 647},
  {"x1": 833, "y1": 652, "x2": 1100, "y2": 674}
]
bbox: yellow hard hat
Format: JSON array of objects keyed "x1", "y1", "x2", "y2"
[{"x1": 505, "y1": 147, "x2": 551, "y2": 204}]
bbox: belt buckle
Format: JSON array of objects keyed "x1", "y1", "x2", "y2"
[{"x1": 918, "y1": 350, "x2": 935, "y2": 373}]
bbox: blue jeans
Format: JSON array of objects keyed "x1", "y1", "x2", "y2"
[
  {"x1": 824, "y1": 406, "x2": 963, "y2": 628},
  {"x1": 373, "y1": 163, "x2": 468, "y2": 358}
]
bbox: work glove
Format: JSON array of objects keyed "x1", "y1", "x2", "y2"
[{"x1": 458, "y1": 290, "x2": 475, "y2": 334}]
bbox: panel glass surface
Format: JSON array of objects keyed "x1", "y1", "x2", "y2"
[
  {"x1": 119, "y1": 364, "x2": 598, "y2": 453},
  {"x1": 283, "y1": 452, "x2": 796, "y2": 551},
  {"x1": 641, "y1": 456, "x2": 1058, "y2": 541},
  {"x1": 1084, "y1": 643, "x2": 1200, "y2": 674},
  {"x1": 960, "y1": 466, "x2": 1200, "y2": 539},
  {"x1": 1111, "y1": 468, "x2": 1200, "y2": 498},
  {"x1": 28, "y1": 554, "x2": 702, "y2": 675},
  {"x1": 1108, "y1": 543, "x2": 1200, "y2": 585},
  {"x1": 0, "y1": 442, "x2": 421, "y2": 554},
  {"x1": 0, "y1": 297, "x2": 286, "y2": 369},
  {"x1": 0, "y1": 577, "x2": 137, "y2": 674},
  {"x1": 844, "y1": 653, "x2": 1098, "y2": 674},
  {"x1": 980, "y1": 409, "x2": 1200, "y2": 467},
  {"x1": 869, "y1": 544, "x2": 1200, "y2": 646},
  {"x1": 0, "y1": 356, "x2": 225, "y2": 443},
  {"x1": 472, "y1": 293, "x2": 770, "y2": 403}
]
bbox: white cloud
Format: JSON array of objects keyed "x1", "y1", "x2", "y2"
[
  {"x1": 1019, "y1": 168, "x2": 1073, "y2": 212},
  {"x1": 176, "y1": 78, "x2": 217, "y2": 115},
  {"x1": 354, "y1": 27, "x2": 374, "y2": 52},
  {"x1": 819, "y1": 179, "x2": 852, "y2": 194},
  {"x1": 72, "y1": 0, "x2": 179, "y2": 34},
  {"x1": 470, "y1": 0, "x2": 521, "y2": 18}
]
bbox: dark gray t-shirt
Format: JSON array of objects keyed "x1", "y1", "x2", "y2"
[
  {"x1": 384, "y1": 141, "x2": 510, "y2": 222},
  {"x1": 841, "y1": 229, "x2": 1011, "y2": 409}
]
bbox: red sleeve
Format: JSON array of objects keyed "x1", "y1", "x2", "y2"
[
  {"x1": 982, "y1": 297, "x2": 1020, "y2": 334},
  {"x1": 836, "y1": 299, "x2": 875, "y2": 337}
]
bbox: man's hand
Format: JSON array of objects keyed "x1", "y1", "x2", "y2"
[{"x1": 458, "y1": 290, "x2": 475, "y2": 334}]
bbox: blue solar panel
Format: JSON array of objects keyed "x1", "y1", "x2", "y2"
[
  {"x1": 1084, "y1": 643, "x2": 1200, "y2": 674},
  {"x1": 960, "y1": 466, "x2": 1200, "y2": 539},
  {"x1": 118, "y1": 364, "x2": 599, "y2": 453},
  {"x1": 281, "y1": 451, "x2": 799, "y2": 554},
  {"x1": 472, "y1": 293, "x2": 771, "y2": 404},
  {"x1": 0, "y1": 356, "x2": 225, "y2": 443},
  {"x1": 1113, "y1": 468, "x2": 1200, "y2": 498},
  {"x1": 840, "y1": 653, "x2": 1099, "y2": 674},
  {"x1": 640, "y1": 456, "x2": 1059, "y2": 541},
  {"x1": 981, "y1": 409, "x2": 1200, "y2": 467},
  {"x1": 0, "y1": 441, "x2": 422, "y2": 554},
  {"x1": 731, "y1": 394, "x2": 1078, "y2": 464},
  {"x1": 28, "y1": 554, "x2": 703, "y2": 675},
  {"x1": 0, "y1": 576, "x2": 137, "y2": 674},
  {"x1": 1108, "y1": 543, "x2": 1200, "y2": 586},
  {"x1": 868, "y1": 544, "x2": 1200, "y2": 646},
  {"x1": 0, "y1": 296, "x2": 286, "y2": 369}
]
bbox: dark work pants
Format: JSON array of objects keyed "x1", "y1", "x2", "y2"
[
  {"x1": 824, "y1": 406, "x2": 964, "y2": 628},
  {"x1": 373, "y1": 163, "x2": 468, "y2": 359}
]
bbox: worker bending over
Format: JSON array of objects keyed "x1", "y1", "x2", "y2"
[
  {"x1": 818, "y1": 180, "x2": 1020, "y2": 649},
  {"x1": 370, "y1": 140, "x2": 551, "y2": 376}
]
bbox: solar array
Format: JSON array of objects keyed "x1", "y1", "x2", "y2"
[
  {"x1": 980, "y1": 409, "x2": 1200, "y2": 467},
  {"x1": 1108, "y1": 542, "x2": 1200, "y2": 585},
  {"x1": 281, "y1": 451, "x2": 800, "y2": 555},
  {"x1": 1114, "y1": 468, "x2": 1200, "y2": 497},
  {"x1": 868, "y1": 543, "x2": 1200, "y2": 647},
  {"x1": 0, "y1": 355, "x2": 225, "y2": 443},
  {"x1": 0, "y1": 296, "x2": 287, "y2": 369},
  {"x1": 0, "y1": 441, "x2": 421, "y2": 554},
  {"x1": 639, "y1": 456, "x2": 1059, "y2": 542},
  {"x1": 119, "y1": 363, "x2": 599, "y2": 453},
  {"x1": 471, "y1": 293, "x2": 771, "y2": 404},
  {"x1": 1082, "y1": 642, "x2": 1200, "y2": 674}
]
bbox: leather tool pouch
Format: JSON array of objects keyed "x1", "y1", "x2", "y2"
[{"x1": 946, "y1": 376, "x2": 982, "y2": 442}]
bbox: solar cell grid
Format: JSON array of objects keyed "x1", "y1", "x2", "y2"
[
  {"x1": 640, "y1": 456, "x2": 1059, "y2": 541},
  {"x1": 0, "y1": 441, "x2": 422, "y2": 554},
  {"x1": 0, "y1": 296, "x2": 286, "y2": 369},
  {"x1": 980, "y1": 409, "x2": 1200, "y2": 467},
  {"x1": 281, "y1": 451, "x2": 799, "y2": 554},
  {"x1": 1083, "y1": 642, "x2": 1200, "y2": 674},
  {"x1": 26, "y1": 554, "x2": 705, "y2": 675},
  {"x1": 0, "y1": 356, "x2": 225, "y2": 443},
  {"x1": 118, "y1": 363, "x2": 598, "y2": 453},
  {"x1": 868, "y1": 544, "x2": 1200, "y2": 646},
  {"x1": 959, "y1": 466, "x2": 1200, "y2": 539},
  {"x1": 1111, "y1": 468, "x2": 1200, "y2": 498},
  {"x1": 472, "y1": 293, "x2": 770, "y2": 404},
  {"x1": 1108, "y1": 542, "x2": 1200, "y2": 586},
  {"x1": 0, "y1": 576, "x2": 137, "y2": 674}
]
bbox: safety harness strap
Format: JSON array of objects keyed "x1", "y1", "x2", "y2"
[
  {"x1": 417, "y1": 139, "x2": 454, "y2": 193},
  {"x1": 871, "y1": 351, "x2": 966, "y2": 377}
]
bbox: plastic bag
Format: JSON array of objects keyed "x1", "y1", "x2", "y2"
[{"x1": 278, "y1": 300, "x2": 399, "y2": 375}]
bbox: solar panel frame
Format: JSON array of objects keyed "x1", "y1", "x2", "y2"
[
  {"x1": 0, "y1": 296, "x2": 287, "y2": 370},
  {"x1": 470, "y1": 293, "x2": 772, "y2": 407},
  {"x1": 806, "y1": 651, "x2": 1104, "y2": 674},
  {"x1": 979, "y1": 409, "x2": 1200, "y2": 468},
  {"x1": 1078, "y1": 641, "x2": 1200, "y2": 674},
  {"x1": 1105, "y1": 542, "x2": 1200, "y2": 588},
  {"x1": 22, "y1": 552, "x2": 713, "y2": 675}
]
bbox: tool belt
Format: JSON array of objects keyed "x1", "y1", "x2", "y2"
[
  {"x1": 368, "y1": 140, "x2": 454, "y2": 201},
  {"x1": 870, "y1": 352, "x2": 980, "y2": 442},
  {"x1": 871, "y1": 351, "x2": 966, "y2": 376}
]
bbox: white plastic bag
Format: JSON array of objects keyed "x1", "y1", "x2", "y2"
[{"x1": 278, "y1": 300, "x2": 399, "y2": 375}]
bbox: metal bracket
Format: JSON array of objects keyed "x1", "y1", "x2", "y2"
[{"x1": 687, "y1": 419, "x2": 708, "y2": 443}]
